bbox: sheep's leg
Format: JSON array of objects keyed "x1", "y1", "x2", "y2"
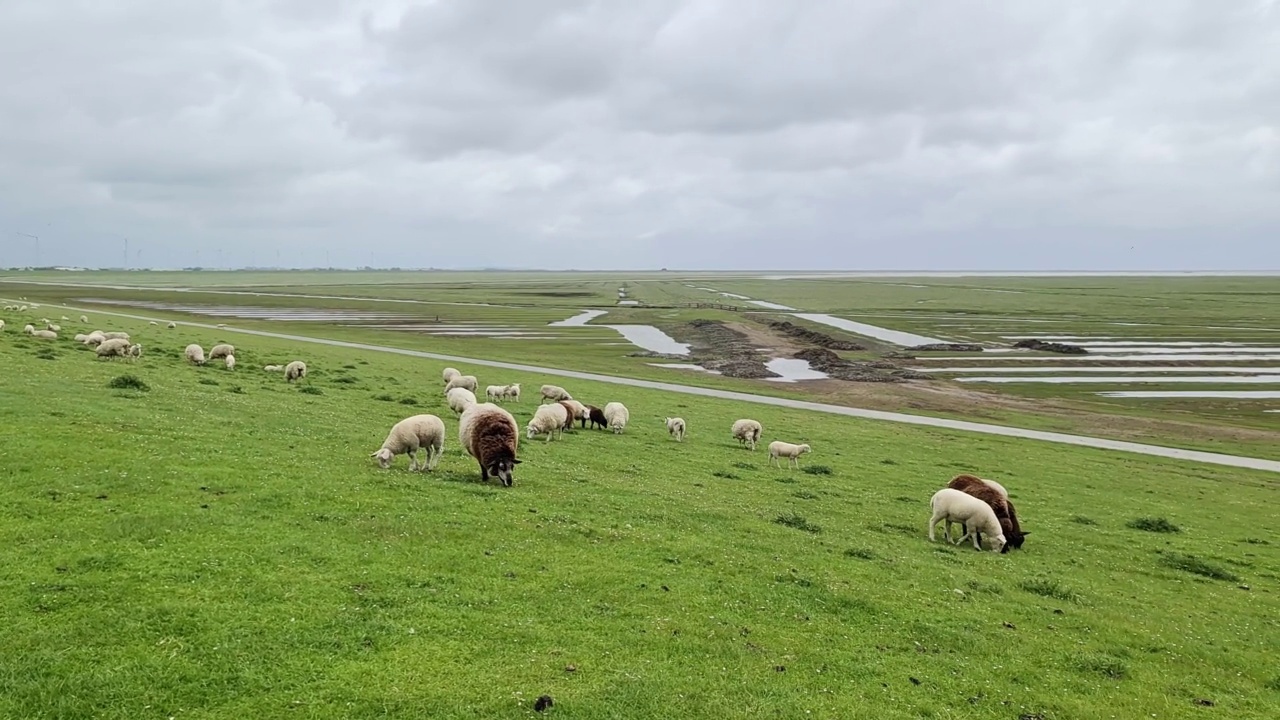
[
  {"x1": 971, "y1": 528, "x2": 982, "y2": 551},
  {"x1": 928, "y1": 512, "x2": 942, "y2": 542},
  {"x1": 954, "y1": 529, "x2": 972, "y2": 546}
]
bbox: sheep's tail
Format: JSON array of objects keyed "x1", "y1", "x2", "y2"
[{"x1": 751, "y1": 427, "x2": 761, "y2": 443}]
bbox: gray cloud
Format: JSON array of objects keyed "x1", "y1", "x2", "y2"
[{"x1": 1, "y1": 0, "x2": 1278, "y2": 270}]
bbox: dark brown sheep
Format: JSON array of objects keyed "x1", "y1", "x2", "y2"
[
  {"x1": 947, "y1": 474, "x2": 1027, "y2": 551},
  {"x1": 585, "y1": 405, "x2": 607, "y2": 430},
  {"x1": 459, "y1": 404, "x2": 522, "y2": 486}
]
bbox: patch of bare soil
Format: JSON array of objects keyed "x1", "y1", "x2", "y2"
[
  {"x1": 670, "y1": 320, "x2": 778, "y2": 379},
  {"x1": 767, "y1": 320, "x2": 866, "y2": 351},
  {"x1": 794, "y1": 348, "x2": 929, "y2": 383}
]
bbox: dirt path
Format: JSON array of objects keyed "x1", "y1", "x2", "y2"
[{"x1": 13, "y1": 297, "x2": 1280, "y2": 474}]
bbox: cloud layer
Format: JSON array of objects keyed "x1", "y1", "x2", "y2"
[{"x1": 2, "y1": 0, "x2": 1277, "y2": 270}]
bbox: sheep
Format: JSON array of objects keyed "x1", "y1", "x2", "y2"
[
  {"x1": 83, "y1": 331, "x2": 106, "y2": 346},
  {"x1": 768, "y1": 441, "x2": 812, "y2": 469},
  {"x1": 103, "y1": 331, "x2": 130, "y2": 341},
  {"x1": 46, "y1": 323, "x2": 61, "y2": 332},
  {"x1": 485, "y1": 385, "x2": 508, "y2": 403},
  {"x1": 732, "y1": 419, "x2": 763, "y2": 451},
  {"x1": 31, "y1": 329, "x2": 57, "y2": 340},
  {"x1": 527, "y1": 402, "x2": 569, "y2": 442},
  {"x1": 445, "y1": 374, "x2": 478, "y2": 393},
  {"x1": 216, "y1": 323, "x2": 227, "y2": 328},
  {"x1": 149, "y1": 321, "x2": 158, "y2": 326},
  {"x1": 263, "y1": 364, "x2": 283, "y2": 372},
  {"x1": 224, "y1": 354, "x2": 235, "y2": 370},
  {"x1": 947, "y1": 474, "x2": 1026, "y2": 550},
  {"x1": 928, "y1": 488, "x2": 1007, "y2": 553},
  {"x1": 559, "y1": 398, "x2": 588, "y2": 428},
  {"x1": 448, "y1": 386, "x2": 478, "y2": 415},
  {"x1": 665, "y1": 417, "x2": 686, "y2": 442},
  {"x1": 503, "y1": 383, "x2": 521, "y2": 402},
  {"x1": 80, "y1": 315, "x2": 88, "y2": 323},
  {"x1": 459, "y1": 403, "x2": 521, "y2": 486},
  {"x1": 96, "y1": 337, "x2": 132, "y2": 359},
  {"x1": 540, "y1": 384, "x2": 572, "y2": 402},
  {"x1": 60, "y1": 315, "x2": 69, "y2": 321},
  {"x1": 19, "y1": 305, "x2": 28, "y2": 311},
  {"x1": 23, "y1": 324, "x2": 35, "y2": 334},
  {"x1": 285, "y1": 361, "x2": 307, "y2": 382},
  {"x1": 209, "y1": 343, "x2": 235, "y2": 360},
  {"x1": 603, "y1": 402, "x2": 629, "y2": 434},
  {"x1": 127, "y1": 343, "x2": 143, "y2": 360},
  {"x1": 371, "y1": 414, "x2": 446, "y2": 471},
  {"x1": 167, "y1": 322, "x2": 176, "y2": 329},
  {"x1": 442, "y1": 367, "x2": 461, "y2": 384},
  {"x1": 585, "y1": 404, "x2": 607, "y2": 430},
  {"x1": 0, "y1": 320, "x2": 5, "y2": 331},
  {"x1": 185, "y1": 344, "x2": 207, "y2": 365},
  {"x1": 73, "y1": 333, "x2": 87, "y2": 342}
]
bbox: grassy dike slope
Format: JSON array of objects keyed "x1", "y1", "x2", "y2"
[{"x1": 1, "y1": 320, "x2": 1278, "y2": 719}]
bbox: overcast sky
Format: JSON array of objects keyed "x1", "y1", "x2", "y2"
[{"x1": 2, "y1": 1, "x2": 1277, "y2": 271}]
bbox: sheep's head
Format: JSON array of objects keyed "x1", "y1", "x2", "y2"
[
  {"x1": 799, "y1": 444, "x2": 812, "y2": 454},
  {"x1": 1005, "y1": 530, "x2": 1028, "y2": 551},
  {"x1": 489, "y1": 457, "x2": 521, "y2": 486},
  {"x1": 371, "y1": 448, "x2": 395, "y2": 469},
  {"x1": 992, "y1": 534, "x2": 1009, "y2": 553}
]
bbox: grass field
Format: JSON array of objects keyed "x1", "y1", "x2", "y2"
[{"x1": 2, "y1": 305, "x2": 1279, "y2": 718}]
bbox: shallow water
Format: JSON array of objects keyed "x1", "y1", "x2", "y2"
[
  {"x1": 720, "y1": 292, "x2": 750, "y2": 300},
  {"x1": 959, "y1": 375, "x2": 1280, "y2": 384},
  {"x1": 1098, "y1": 390, "x2": 1280, "y2": 399},
  {"x1": 748, "y1": 300, "x2": 797, "y2": 310},
  {"x1": 647, "y1": 363, "x2": 722, "y2": 374},
  {"x1": 763, "y1": 358, "x2": 829, "y2": 383},
  {"x1": 912, "y1": 354, "x2": 1280, "y2": 362},
  {"x1": 607, "y1": 325, "x2": 691, "y2": 355},
  {"x1": 549, "y1": 309, "x2": 609, "y2": 327},
  {"x1": 1083, "y1": 346, "x2": 1280, "y2": 354},
  {"x1": 791, "y1": 313, "x2": 946, "y2": 347},
  {"x1": 618, "y1": 300, "x2": 640, "y2": 305},
  {"x1": 921, "y1": 366, "x2": 1280, "y2": 374}
]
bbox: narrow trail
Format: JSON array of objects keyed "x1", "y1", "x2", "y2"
[{"x1": 10, "y1": 297, "x2": 1280, "y2": 474}]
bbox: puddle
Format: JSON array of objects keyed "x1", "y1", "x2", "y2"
[
  {"x1": 607, "y1": 325, "x2": 691, "y2": 355},
  {"x1": 763, "y1": 358, "x2": 829, "y2": 383},
  {"x1": 549, "y1": 309, "x2": 609, "y2": 327},
  {"x1": 748, "y1": 300, "x2": 797, "y2": 310},
  {"x1": 648, "y1": 363, "x2": 722, "y2": 374},
  {"x1": 720, "y1": 292, "x2": 751, "y2": 300},
  {"x1": 618, "y1": 300, "x2": 640, "y2": 306},
  {"x1": 922, "y1": 366, "x2": 1280, "y2": 374},
  {"x1": 959, "y1": 375, "x2": 1280, "y2": 384},
  {"x1": 1098, "y1": 391, "x2": 1280, "y2": 399},
  {"x1": 791, "y1": 313, "x2": 946, "y2": 347}
]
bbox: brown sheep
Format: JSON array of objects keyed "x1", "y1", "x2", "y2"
[
  {"x1": 459, "y1": 403, "x2": 522, "y2": 486},
  {"x1": 947, "y1": 474, "x2": 1027, "y2": 551},
  {"x1": 556, "y1": 401, "x2": 579, "y2": 431},
  {"x1": 585, "y1": 405, "x2": 607, "y2": 430}
]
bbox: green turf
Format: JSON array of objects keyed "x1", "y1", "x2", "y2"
[{"x1": 2, "y1": 314, "x2": 1279, "y2": 719}]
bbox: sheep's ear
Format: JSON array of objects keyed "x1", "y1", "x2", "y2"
[
  {"x1": 512, "y1": 458, "x2": 523, "y2": 465},
  {"x1": 369, "y1": 452, "x2": 378, "y2": 458},
  {"x1": 1021, "y1": 531, "x2": 1030, "y2": 536}
]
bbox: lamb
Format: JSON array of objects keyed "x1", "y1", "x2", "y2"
[
  {"x1": 83, "y1": 331, "x2": 106, "y2": 346},
  {"x1": 503, "y1": 383, "x2": 521, "y2": 402},
  {"x1": 559, "y1": 398, "x2": 588, "y2": 427},
  {"x1": 485, "y1": 385, "x2": 508, "y2": 402},
  {"x1": 371, "y1": 414, "x2": 446, "y2": 471},
  {"x1": 103, "y1": 331, "x2": 130, "y2": 341},
  {"x1": 447, "y1": 386, "x2": 478, "y2": 415},
  {"x1": 167, "y1": 322, "x2": 177, "y2": 329},
  {"x1": 60, "y1": 315, "x2": 69, "y2": 321},
  {"x1": 603, "y1": 402, "x2": 629, "y2": 434},
  {"x1": 23, "y1": 324, "x2": 35, "y2": 334},
  {"x1": 185, "y1": 344, "x2": 207, "y2": 365},
  {"x1": 73, "y1": 333, "x2": 87, "y2": 342},
  {"x1": 96, "y1": 337, "x2": 132, "y2": 359},
  {"x1": 445, "y1": 374, "x2": 478, "y2": 393},
  {"x1": 665, "y1": 417, "x2": 686, "y2": 442},
  {"x1": 768, "y1": 441, "x2": 812, "y2": 469},
  {"x1": 46, "y1": 323, "x2": 61, "y2": 332},
  {"x1": 0, "y1": 320, "x2": 5, "y2": 331},
  {"x1": 585, "y1": 405, "x2": 607, "y2": 430},
  {"x1": 263, "y1": 364, "x2": 283, "y2": 372},
  {"x1": 947, "y1": 474, "x2": 1027, "y2": 550},
  {"x1": 80, "y1": 315, "x2": 89, "y2": 323},
  {"x1": 209, "y1": 343, "x2": 235, "y2": 360},
  {"x1": 458, "y1": 403, "x2": 521, "y2": 486},
  {"x1": 442, "y1": 367, "x2": 461, "y2": 384},
  {"x1": 224, "y1": 354, "x2": 235, "y2": 370},
  {"x1": 19, "y1": 305, "x2": 28, "y2": 312},
  {"x1": 928, "y1": 488, "x2": 1007, "y2": 553},
  {"x1": 540, "y1": 384, "x2": 572, "y2": 402},
  {"x1": 127, "y1": 343, "x2": 143, "y2": 360},
  {"x1": 31, "y1": 329, "x2": 57, "y2": 339},
  {"x1": 149, "y1": 321, "x2": 158, "y2": 326},
  {"x1": 527, "y1": 402, "x2": 569, "y2": 442},
  {"x1": 284, "y1": 361, "x2": 307, "y2": 382},
  {"x1": 732, "y1": 419, "x2": 763, "y2": 451}
]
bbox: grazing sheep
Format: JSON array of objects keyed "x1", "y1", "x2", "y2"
[
  {"x1": 768, "y1": 441, "x2": 812, "y2": 469},
  {"x1": 46, "y1": 323, "x2": 60, "y2": 332},
  {"x1": 559, "y1": 399, "x2": 588, "y2": 427},
  {"x1": 31, "y1": 329, "x2": 57, "y2": 339},
  {"x1": 485, "y1": 385, "x2": 507, "y2": 402},
  {"x1": 732, "y1": 419, "x2": 763, "y2": 451},
  {"x1": 167, "y1": 322, "x2": 176, "y2": 329},
  {"x1": 665, "y1": 417, "x2": 686, "y2": 442},
  {"x1": 928, "y1": 488, "x2": 1007, "y2": 553},
  {"x1": 103, "y1": 331, "x2": 130, "y2": 341},
  {"x1": 127, "y1": 343, "x2": 143, "y2": 360},
  {"x1": 503, "y1": 383, "x2": 521, "y2": 402},
  {"x1": 445, "y1": 374, "x2": 478, "y2": 393},
  {"x1": 23, "y1": 324, "x2": 34, "y2": 334},
  {"x1": 96, "y1": 338, "x2": 132, "y2": 359},
  {"x1": 73, "y1": 333, "x2": 87, "y2": 342},
  {"x1": 284, "y1": 361, "x2": 307, "y2": 382},
  {"x1": 585, "y1": 405, "x2": 607, "y2": 430},
  {"x1": 83, "y1": 331, "x2": 106, "y2": 346},
  {"x1": 947, "y1": 474, "x2": 1026, "y2": 550},
  {"x1": 527, "y1": 402, "x2": 569, "y2": 442},
  {"x1": 540, "y1": 384, "x2": 572, "y2": 402},
  {"x1": 60, "y1": 315, "x2": 68, "y2": 321},
  {"x1": 224, "y1": 354, "x2": 235, "y2": 370},
  {"x1": 0, "y1": 320, "x2": 5, "y2": 331},
  {"x1": 80, "y1": 315, "x2": 88, "y2": 323},
  {"x1": 209, "y1": 343, "x2": 235, "y2": 360},
  {"x1": 263, "y1": 364, "x2": 283, "y2": 372},
  {"x1": 448, "y1": 386, "x2": 478, "y2": 415},
  {"x1": 603, "y1": 402, "x2": 629, "y2": 434},
  {"x1": 185, "y1": 344, "x2": 207, "y2": 365},
  {"x1": 459, "y1": 403, "x2": 521, "y2": 486},
  {"x1": 216, "y1": 323, "x2": 227, "y2": 328},
  {"x1": 371, "y1": 414, "x2": 446, "y2": 471},
  {"x1": 19, "y1": 305, "x2": 28, "y2": 312},
  {"x1": 442, "y1": 367, "x2": 461, "y2": 384},
  {"x1": 149, "y1": 321, "x2": 158, "y2": 326}
]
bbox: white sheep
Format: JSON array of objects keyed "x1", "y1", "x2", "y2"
[
  {"x1": 768, "y1": 441, "x2": 812, "y2": 469},
  {"x1": 224, "y1": 354, "x2": 235, "y2": 370},
  {"x1": 216, "y1": 323, "x2": 227, "y2": 328},
  {"x1": 80, "y1": 315, "x2": 89, "y2": 323},
  {"x1": 185, "y1": 344, "x2": 207, "y2": 365},
  {"x1": 371, "y1": 414, "x2": 446, "y2": 471},
  {"x1": 46, "y1": 323, "x2": 61, "y2": 332},
  {"x1": 447, "y1": 386, "x2": 478, "y2": 415},
  {"x1": 445, "y1": 374, "x2": 478, "y2": 393},
  {"x1": 83, "y1": 331, "x2": 106, "y2": 346},
  {"x1": 928, "y1": 488, "x2": 1007, "y2": 553},
  {"x1": 0, "y1": 320, "x2": 5, "y2": 331},
  {"x1": 60, "y1": 315, "x2": 69, "y2": 321},
  {"x1": 263, "y1": 364, "x2": 283, "y2": 372},
  {"x1": 665, "y1": 417, "x2": 686, "y2": 442},
  {"x1": 503, "y1": 383, "x2": 521, "y2": 402},
  {"x1": 285, "y1": 360, "x2": 307, "y2": 382},
  {"x1": 527, "y1": 402, "x2": 569, "y2": 442},
  {"x1": 19, "y1": 305, "x2": 28, "y2": 312},
  {"x1": 149, "y1": 321, "x2": 158, "y2": 326},
  {"x1": 103, "y1": 331, "x2": 130, "y2": 341},
  {"x1": 603, "y1": 402, "x2": 629, "y2": 434},
  {"x1": 732, "y1": 419, "x2": 763, "y2": 451},
  {"x1": 73, "y1": 333, "x2": 87, "y2": 342},
  {"x1": 23, "y1": 324, "x2": 35, "y2": 334},
  {"x1": 96, "y1": 337, "x2": 132, "y2": 359},
  {"x1": 31, "y1": 329, "x2": 57, "y2": 339},
  {"x1": 442, "y1": 367, "x2": 461, "y2": 384},
  {"x1": 209, "y1": 343, "x2": 235, "y2": 360},
  {"x1": 127, "y1": 343, "x2": 143, "y2": 360},
  {"x1": 557, "y1": 398, "x2": 588, "y2": 428},
  {"x1": 485, "y1": 385, "x2": 507, "y2": 402},
  {"x1": 540, "y1": 384, "x2": 572, "y2": 402},
  {"x1": 167, "y1": 322, "x2": 176, "y2": 329}
]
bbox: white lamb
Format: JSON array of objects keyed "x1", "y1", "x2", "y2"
[
  {"x1": 167, "y1": 322, "x2": 177, "y2": 329},
  {"x1": 80, "y1": 315, "x2": 89, "y2": 323},
  {"x1": 768, "y1": 441, "x2": 812, "y2": 469},
  {"x1": 103, "y1": 331, "x2": 130, "y2": 341},
  {"x1": 209, "y1": 343, "x2": 235, "y2": 360},
  {"x1": 224, "y1": 354, "x2": 235, "y2": 370},
  {"x1": 0, "y1": 320, "x2": 5, "y2": 331},
  {"x1": 46, "y1": 323, "x2": 61, "y2": 332},
  {"x1": 442, "y1": 367, "x2": 461, "y2": 384},
  {"x1": 127, "y1": 343, "x2": 143, "y2": 360},
  {"x1": 73, "y1": 333, "x2": 87, "y2": 342},
  {"x1": 31, "y1": 329, "x2": 57, "y2": 339},
  {"x1": 445, "y1": 374, "x2": 478, "y2": 393},
  {"x1": 485, "y1": 385, "x2": 507, "y2": 402},
  {"x1": 503, "y1": 383, "x2": 521, "y2": 402},
  {"x1": 448, "y1": 387, "x2": 478, "y2": 415},
  {"x1": 96, "y1": 338, "x2": 132, "y2": 359},
  {"x1": 665, "y1": 417, "x2": 686, "y2": 442},
  {"x1": 185, "y1": 344, "x2": 207, "y2": 365},
  {"x1": 285, "y1": 360, "x2": 307, "y2": 382},
  {"x1": 732, "y1": 419, "x2": 763, "y2": 451},
  {"x1": 60, "y1": 315, "x2": 69, "y2": 321},
  {"x1": 527, "y1": 402, "x2": 569, "y2": 442},
  {"x1": 928, "y1": 488, "x2": 1007, "y2": 553},
  {"x1": 263, "y1": 364, "x2": 283, "y2": 372},
  {"x1": 149, "y1": 321, "x2": 158, "y2": 326},
  {"x1": 371, "y1": 414, "x2": 446, "y2": 471},
  {"x1": 23, "y1": 324, "x2": 35, "y2": 334},
  {"x1": 603, "y1": 402, "x2": 629, "y2": 434},
  {"x1": 83, "y1": 331, "x2": 106, "y2": 346},
  {"x1": 540, "y1": 384, "x2": 572, "y2": 402}
]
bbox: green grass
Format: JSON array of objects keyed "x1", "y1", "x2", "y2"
[
  {"x1": 1126, "y1": 517, "x2": 1182, "y2": 534},
  {"x1": 1, "y1": 313, "x2": 1278, "y2": 718}
]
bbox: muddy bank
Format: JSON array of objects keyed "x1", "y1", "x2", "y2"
[
  {"x1": 1013, "y1": 339, "x2": 1088, "y2": 355},
  {"x1": 671, "y1": 320, "x2": 779, "y2": 379},
  {"x1": 910, "y1": 342, "x2": 985, "y2": 352},
  {"x1": 767, "y1": 320, "x2": 866, "y2": 351},
  {"x1": 794, "y1": 348, "x2": 933, "y2": 383}
]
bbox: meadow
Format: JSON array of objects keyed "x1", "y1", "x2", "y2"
[{"x1": 1, "y1": 300, "x2": 1279, "y2": 718}]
